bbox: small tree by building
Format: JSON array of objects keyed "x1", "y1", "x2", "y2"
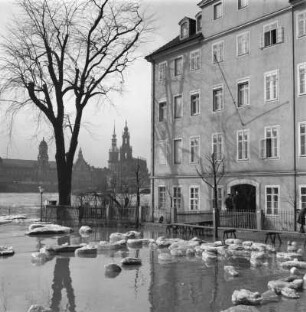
[{"x1": 196, "y1": 153, "x2": 225, "y2": 239}]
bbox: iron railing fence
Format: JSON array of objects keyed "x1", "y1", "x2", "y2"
[
  {"x1": 219, "y1": 210, "x2": 257, "y2": 229},
  {"x1": 262, "y1": 210, "x2": 298, "y2": 231}
]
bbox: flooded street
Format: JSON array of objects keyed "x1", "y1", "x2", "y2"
[{"x1": 0, "y1": 194, "x2": 306, "y2": 312}]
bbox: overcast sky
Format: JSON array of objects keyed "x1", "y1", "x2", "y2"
[{"x1": 0, "y1": 0, "x2": 199, "y2": 169}]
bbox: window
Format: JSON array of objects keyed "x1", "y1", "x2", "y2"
[
  {"x1": 174, "y1": 139, "x2": 182, "y2": 164},
  {"x1": 299, "y1": 122, "x2": 306, "y2": 156},
  {"x1": 237, "y1": 80, "x2": 249, "y2": 107},
  {"x1": 261, "y1": 22, "x2": 284, "y2": 48},
  {"x1": 300, "y1": 186, "x2": 306, "y2": 209},
  {"x1": 264, "y1": 70, "x2": 278, "y2": 102},
  {"x1": 190, "y1": 50, "x2": 200, "y2": 71},
  {"x1": 181, "y1": 22, "x2": 188, "y2": 39},
  {"x1": 260, "y1": 126, "x2": 279, "y2": 159},
  {"x1": 190, "y1": 92, "x2": 200, "y2": 116},
  {"x1": 173, "y1": 186, "x2": 182, "y2": 210},
  {"x1": 213, "y1": 2, "x2": 223, "y2": 20},
  {"x1": 213, "y1": 86, "x2": 224, "y2": 111},
  {"x1": 297, "y1": 11, "x2": 306, "y2": 38},
  {"x1": 237, "y1": 32, "x2": 249, "y2": 56},
  {"x1": 237, "y1": 129, "x2": 249, "y2": 160},
  {"x1": 212, "y1": 186, "x2": 224, "y2": 210},
  {"x1": 174, "y1": 57, "x2": 183, "y2": 76},
  {"x1": 158, "y1": 101, "x2": 166, "y2": 122},
  {"x1": 190, "y1": 136, "x2": 200, "y2": 164},
  {"x1": 212, "y1": 133, "x2": 223, "y2": 161},
  {"x1": 238, "y1": 0, "x2": 248, "y2": 9},
  {"x1": 158, "y1": 186, "x2": 166, "y2": 209},
  {"x1": 158, "y1": 62, "x2": 167, "y2": 81},
  {"x1": 265, "y1": 186, "x2": 279, "y2": 215},
  {"x1": 190, "y1": 186, "x2": 199, "y2": 210},
  {"x1": 196, "y1": 14, "x2": 202, "y2": 32},
  {"x1": 157, "y1": 141, "x2": 167, "y2": 165},
  {"x1": 212, "y1": 41, "x2": 224, "y2": 63},
  {"x1": 174, "y1": 95, "x2": 183, "y2": 119},
  {"x1": 298, "y1": 63, "x2": 306, "y2": 95}
]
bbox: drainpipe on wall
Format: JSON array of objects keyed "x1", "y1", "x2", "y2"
[
  {"x1": 291, "y1": 7, "x2": 298, "y2": 231},
  {"x1": 151, "y1": 60, "x2": 156, "y2": 222}
]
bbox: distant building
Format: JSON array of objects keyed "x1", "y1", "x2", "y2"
[
  {"x1": 108, "y1": 122, "x2": 150, "y2": 193},
  {"x1": 146, "y1": 0, "x2": 306, "y2": 223},
  {"x1": 0, "y1": 138, "x2": 108, "y2": 193}
]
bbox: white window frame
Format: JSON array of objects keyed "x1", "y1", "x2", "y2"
[
  {"x1": 297, "y1": 62, "x2": 306, "y2": 96},
  {"x1": 213, "y1": 1, "x2": 223, "y2": 20},
  {"x1": 180, "y1": 21, "x2": 189, "y2": 40},
  {"x1": 264, "y1": 70, "x2": 279, "y2": 102},
  {"x1": 261, "y1": 21, "x2": 284, "y2": 48},
  {"x1": 212, "y1": 84, "x2": 224, "y2": 112},
  {"x1": 212, "y1": 186, "x2": 224, "y2": 210},
  {"x1": 158, "y1": 186, "x2": 166, "y2": 210},
  {"x1": 190, "y1": 90, "x2": 200, "y2": 116},
  {"x1": 265, "y1": 185, "x2": 279, "y2": 216},
  {"x1": 173, "y1": 186, "x2": 182, "y2": 211},
  {"x1": 157, "y1": 141, "x2": 167, "y2": 165},
  {"x1": 300, "y1": 185, "x2": 306, "y2": 210},
  {"x1": 299, "y1": 122, "x2": 306, "y2": 157},
  {"x1": 190, "y1": 136, "x2": 200, "y2": 164},
  {"x1": 237, "y1": 129, "x2": 249, "y2": 161},
  {"x1": 189, "y1": 186, "x2": 200, "y2": 211},
  {"x1": 173, "y1": 138, "x2": 183, "y2": 164},
  {"x1": 297, "y1": 11, "x2": 306, "y2": 38},
  {"x1": 212, "y1": 132, "x2": 223, "y2": 161},
  {"x1": 158, "y1": 100, "x2": 167, "y2": 122},
  {"x1": 238, "y1": 0, "x2": 248, "y2": 10},
  {"x1": 158, "y1": 62, "x2": 167, "y2": 82},
  {"x1": 190, "y1": 49, "x2": 201, "y2": 71},
  {"x1": 212, "y1": 41, "x2": 224, "y2": 63},
  {"x1": 260, "y1": 125, "x2": 280, "y2": 159},
  {"x1": 173, "y1": 94, "x2": 183, "y2": 119},
  {"x1": 173, "y1": 56, "x2": 183, "y2": 77},
  {"x1": 237, "y1": 78, "x2": 250, "y2": 107},
  {"x1": 236, "y1": 32, "x2": 250, "y2": 56}
]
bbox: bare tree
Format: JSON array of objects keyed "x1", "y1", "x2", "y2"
[
  {"x1": 196, "y1": 153, "x2": 225, "y2": 239},
  {"x1": 0, "y1": 0, "x2": 149, "y2": 207}
]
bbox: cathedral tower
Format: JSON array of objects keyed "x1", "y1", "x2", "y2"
[
  {"x1": 108, "y1": 124, "x2": 119, "y2": 171},
  {"x1": 37, "y1": 138, "x2": 49, "y2": 180},
  {"x1": 120, "y1": 121, "x2": 132, "y2": 161}
]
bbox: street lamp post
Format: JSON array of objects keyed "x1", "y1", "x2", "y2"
[{"x1": 38, "y1": 186, "x2": 44, "y2": 222}]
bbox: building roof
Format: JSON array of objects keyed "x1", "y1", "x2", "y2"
[{"x1": 145, "y1": 33, "x2": 203, "y2": 61}]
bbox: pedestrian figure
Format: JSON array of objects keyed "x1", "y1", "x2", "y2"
[
  {"x1": 225, "y1": 193, "x2": 233, "y2": 211},
  {"x1": 232, "y1": 191, "x2": 239, "y2": 211},
  {"x1": 297, "y1": 207, "x2": 306, "y2": 233}
]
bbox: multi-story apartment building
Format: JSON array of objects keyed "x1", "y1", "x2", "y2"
[{"x1": 146, "y1": 0, "x2": 306, "y2": 227}]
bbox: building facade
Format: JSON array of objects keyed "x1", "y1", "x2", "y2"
[
  {"x1": 0, "y1": 138, "x2": 108, "y2": 193},
  {"x1": 108, "y1": 122, "x2": 150, "y2": 193},
  {"x1": 146, "y1": 0, "x2": 306, "y2": 224}
]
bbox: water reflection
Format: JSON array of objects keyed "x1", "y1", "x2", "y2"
[{"x1": 50, "y1": 236, "x2": 76, "y2": 312}]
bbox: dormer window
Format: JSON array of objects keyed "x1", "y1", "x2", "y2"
[
  {"x1": 213, "y1": 2, "x2": 223, "y2": 20},
  {"x1": 181, "y1": 22, "x2": 188, "y2": 39},
  {"x1": 196, "y1": 13, "x2": 202, "y2": 33}
]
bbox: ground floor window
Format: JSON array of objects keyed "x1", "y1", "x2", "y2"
[
  {"x1": 158, "y1": 186, "x2": 166, "y2": 209},
  {"x1": 265, "y1": 186, "x2": 279, "y2": 215},
  {"x1": 300, "y1": 186, "x2": 306, "y2": 209},
  {"x1": 173, "y1": 186, "x2": 182, "y2": 210},
  {"x1": 189, "y1": 186, "x2": 199, "y2": 210}
]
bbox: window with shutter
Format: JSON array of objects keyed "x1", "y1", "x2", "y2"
[
  {"x1": 297, "y1": 11, "x2": 306, "y2": 38},
  {"x1": 298, "y1": 63, "x2": 306, "y2": 95},
  {"x1": 265, "y1": 186, "x2": 279, "y2": 215},
  {"x1": 190, "y1": 92, "x2": 200, "y2": 116},
  {"x1": 264, "y1": 70, "x2": 278, "y2": 102},
  {"x1": 213, "y1": 86, "x2": 224, "y2": 111},
  {"x1": 260, "y1": 126, "x2": 279, "y2": 159},
  {"x1": 262, "y1": 22, "x2": 283, "y2": 48},
  {"x1": 300, "y1": 186, "x2": 306, "y2": 209},
  {"x1": 174, "y1": 95, "x2": 182, "y2": 119},
  {"x1": 299, "y1": 122, "x2": 306, "y2": 157},
  {"x1": 237, "y1": 32, "x2": 249, "y2": 56}
]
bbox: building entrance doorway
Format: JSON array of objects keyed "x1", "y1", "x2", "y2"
[{"x1": 231, "y1": 184, "x2": 256, "y2": 212}]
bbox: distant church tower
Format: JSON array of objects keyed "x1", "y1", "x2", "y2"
[
  {"x1": 108, "y1": 124, "x2": 119, "y2": 171},
  {"x1": 120, "y1": 121, "x2": 132, "y2": 161},
  {"x1": 37, "y1": 138, "x2": 49, "y2": 180}
]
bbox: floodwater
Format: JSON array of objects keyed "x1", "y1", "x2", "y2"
[{"x1": 0, "y1": 194, "x2": 306, "y2": 312}]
